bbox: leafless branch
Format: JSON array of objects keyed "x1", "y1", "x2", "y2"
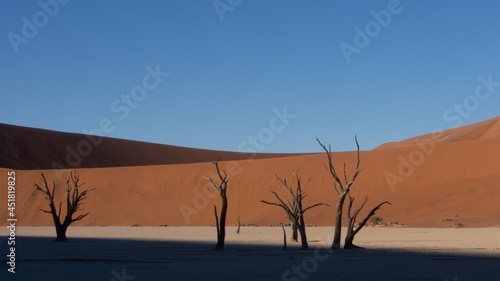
[{"x1": 303, "y1": 202, "x2": 329, "y2": 213}]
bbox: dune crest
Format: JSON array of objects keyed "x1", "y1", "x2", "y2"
[{"x1": 375, "y1": 115, "x2": 500, "y2": 149}]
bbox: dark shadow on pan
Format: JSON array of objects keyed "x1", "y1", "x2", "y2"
[{"x1": 2, "y1": 236, "x2": 499, "y2": 281}]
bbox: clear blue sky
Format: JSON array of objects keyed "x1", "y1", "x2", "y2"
[{"x1": 1, "y1": 0, "x2": 500, "y2": 153}]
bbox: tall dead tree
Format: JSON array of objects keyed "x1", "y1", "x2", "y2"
[
  {"x1": 317, "y1": 136, "x2": 363, "y2": 249},
  {"x1": 344, "y1": 194, "x2": 391, "y2": 249},
  {"x1": 204, "y1": 159, "x2": 229, "y2": 250},
  {"x1": 261, "y1": 172, "x2": 327, "y2": 250},
  {"x1": 32, "y1": 172, "x2": 95, "y2": 242},
  {"x1": 318, "y1": 136, "x2": 391, "y2": 249}
]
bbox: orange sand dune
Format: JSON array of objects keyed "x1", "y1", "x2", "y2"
[
  {"x1": 1, "y1": 117, "x2": 500, "y2": 228},
  {"x1": 0, "y1": 123, "x2": 300, "y2": 169},
  {"x1": 376, "y1": 115, "x2": 500, "y2": 149}
]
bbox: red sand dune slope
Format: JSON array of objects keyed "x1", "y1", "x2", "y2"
[
  {"x1": 376, "y1": 115, "x2": 500, "y2": 149},
  {"x1": 1, "y1": 117, "x2": 500, "y2": 228},
  {"x1": 0, "y1": 123, "x2": 299, "y2": 169}
]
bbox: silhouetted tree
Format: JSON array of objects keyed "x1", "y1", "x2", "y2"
[
  {"x1": 344, "y1": 194, "x2": 391, "y2": 249},
  {"x1": 261, "y1": 172, "x2": 327, "y2": 250},
  {"x1": 204, "y1": 159, "x2": 229, "y2": 250},
  {"x1": 317, "y1": 136, "x2": 363, "y2": 249},
  {"x1": 32, "y1": 172, "x2": 95, "y2": 242}
]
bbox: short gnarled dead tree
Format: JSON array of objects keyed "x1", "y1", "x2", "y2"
[
  {"x1": 204, "y1": 159, "x2": 229, "y2": 250},
  {"x1": 261, "y1": 172, "x2": 327, "y2": 250},
  {"x1": 32, "y1": 172, "x2": 95, "y2": 242},
  {"x1": 344, "y1": 194, "x2": 391, "y2": 249}
]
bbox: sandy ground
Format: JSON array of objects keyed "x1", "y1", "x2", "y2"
[{"x1": 1, "y1": 226, "x2": 499, "y2": 281}]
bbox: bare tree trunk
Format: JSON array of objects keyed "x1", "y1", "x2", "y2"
[
  {"x1": 344, "y1": 220, "x2": 360, "y2": 249},
  {"x1": 297, "y1": 214, "x2": 308, "y2": 249},
  {"x1": 297, "y1": 225, "x2": 308, "y2": 249},
  {"x1": 344, "y1": 233, "x2": 357, "y2": 249},
  {"x1": 215, "y1": 194, "x2": 227, "y2": 250},
  {"x1": 205, "y1": 159, "x2": 229, "y2": 250},
  {"x1": 291, "y1": 224, "x2": 298, "y2": 242},
  {"x1": 54, "y1": 224, "x2": 68, "y2": 242},
  {"x1": 281, "y1": 224, "x2": 287, "y2": 251},
  {"x1": 332, "y1": 192, "x2": 347, "y2": 249},
  {"x1": 236, "y1": 216, "x2": 241, "y2": 234}
]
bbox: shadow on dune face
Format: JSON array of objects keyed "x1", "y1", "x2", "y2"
[
  {"x1": 4, "y1": 236, "x2": 500, "y2": 281},
  {"x1": 0, "y1": 123, "x2": 306, "y2": 170}
]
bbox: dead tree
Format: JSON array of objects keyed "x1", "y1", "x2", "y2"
[
  {"x1": 281, "y1": 223, "x2": 287, "y2": 251},
  {"x1": 236, "y1": 215, "x2": 241, "y2": 234},
  {"x1": 261, "y1": 172, "x2": 327, "y2": 250},
  {"x1": 344, "y1": 194, "x2": 391, "y2": 249},
  {"x1": 204, "y1": 159, "x2": 229, "y2": 250},
  {"x1": 266, "y1": 173, "x2": 311, "y2": 243},
  {"x1": 32, "y1": 172, "x2": 95, "y2": 242},
  {"x1": 317, "y1": 136, "x2": 363, "y2": 249}
]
